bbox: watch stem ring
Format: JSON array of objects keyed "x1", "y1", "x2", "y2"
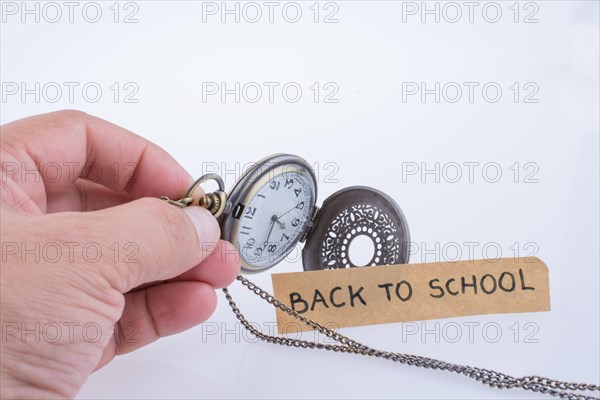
[
  {"x1": 184, "y1": 173, "x2": 226, "y2": 199},
  {"x1": 184, "y1": 173, "x2": 228, "y2": 218}
]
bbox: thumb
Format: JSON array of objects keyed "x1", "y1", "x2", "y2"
[{"x1": 86, "y1": 197, "x2": 220, "y2": 292}]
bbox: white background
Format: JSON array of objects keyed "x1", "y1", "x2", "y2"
[{"x1": 1, "y1": 1, "x2": 599, "y2": 398}]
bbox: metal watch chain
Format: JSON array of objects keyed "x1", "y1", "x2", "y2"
[
  {"x1": 224, "y1": 277, "x2": 599, "y2": 400},
  {"x1": 162, "y1": 175, "x2": 600, "y2": 400}
]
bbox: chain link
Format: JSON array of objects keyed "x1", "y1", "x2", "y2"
[{"x1": 222, "y1": 275, "x2": 599, "y2": 400}]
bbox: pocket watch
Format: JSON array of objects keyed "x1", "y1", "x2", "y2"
[{"x1": 164, "y1": 153, "x2": 411, "y2": 273}]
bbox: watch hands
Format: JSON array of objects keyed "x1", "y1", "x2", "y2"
[
  {"x1": 264, "y1": 215, "x2": 287, "y2": 246},
  {"x1": 263, "y1": 216, "x2": 277, "y2": 245},
  {"x1": 276, "y1": 205, "x2": 297, "y2": 221}
]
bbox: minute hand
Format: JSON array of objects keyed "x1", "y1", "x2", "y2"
[{"x1": 277, "y1": 204, "x2": 298, "y2": 220}]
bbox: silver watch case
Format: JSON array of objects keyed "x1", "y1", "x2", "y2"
[{"x1": 218, "y1": 154, "x2": 317, "y2": 273}]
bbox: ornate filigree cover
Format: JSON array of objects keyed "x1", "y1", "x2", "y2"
[{"x1": 302, "y1": 187, "x2": 410, "y2": 271}]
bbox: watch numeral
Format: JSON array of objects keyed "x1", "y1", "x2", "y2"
[
  {"x1": 269, "y1": 180, "x2": 280, "y2": 190},
  {"x1": 245, "y1": 207, "x2": 256, "y2": 218},
  {"x1": 294, "y1": 188, "x2": 301, "y2": 197},
  {"x1": 281, "y1": 233, "x2": 290, "y2": 242},
  {"x1": 292, "y1": 218, "x2": 300, "y2": 227},
  {"x1": 267, "y1": 244, "x2": 277, "y2": 253},
  {"x1": 296, "y1": 201, "x2": 305, "y2": 210},
  {"x1": 244, "y1": 238, "x2": 256, "y2": 248},
  {"x1": 254, "y1": 247, "x2": 263, "y2": 256},
  {"x1": 284, "y1": 178, "x2": 294, "y2": 189},
  {"x1": 240, "y1": 226, "x2": 251, "y2": 235}
]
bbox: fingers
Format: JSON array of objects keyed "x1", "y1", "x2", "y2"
[
  {"x1": 85, "y1": 198, "x2": 220, "y2": 292},
  {"x1": 172, "y1": 240, "x2": 241, "y2": 289},
  {"x1": 107, "y1": 281, "x2": 217, "y2": 361},
  {"x1": 46, "y1": 179, "x2": 132, "y2": 212},
  {"x1": 2, "y1": 110, "x2": 193, "y2": 209},
  {"x1": 94, "y1": 241, "x2": 239, "y2": 369}
]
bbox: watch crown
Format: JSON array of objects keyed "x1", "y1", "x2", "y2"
[{"x1": 199, "y1": 192, "x2": 226, "y2": 217}]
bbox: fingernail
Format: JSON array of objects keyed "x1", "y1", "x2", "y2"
[{"x1": 183, "y1": 207, "x2": 220, "y2": 252}]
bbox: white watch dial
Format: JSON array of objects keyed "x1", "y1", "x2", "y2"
[{"x1": 236, "y1": 170, "x2": 314, "y2": 268}]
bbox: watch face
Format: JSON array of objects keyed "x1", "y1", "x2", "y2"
[
  {"x1": 222, "y1": 155, "x2": 317, "y2": 273},
  {"x1": 237, "y1": 170, "x2": 314, "y2": 269}
]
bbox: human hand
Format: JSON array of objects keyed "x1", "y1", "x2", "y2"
[{"x1": 0, "y1": 110, "x2": 240, "y2": 398}]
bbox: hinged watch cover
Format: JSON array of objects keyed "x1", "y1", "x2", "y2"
[{"x1": 302, "y1": 187, "x2": 411, "y2": 270}]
